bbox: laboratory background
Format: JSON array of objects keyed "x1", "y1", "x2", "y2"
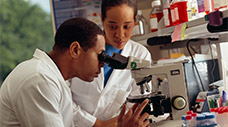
[{"x1": 1, "y1": 0, "x2": 228, "y2": 126}]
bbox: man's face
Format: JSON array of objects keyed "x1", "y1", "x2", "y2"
[
  {"x1": 102, "y1": 4, "x2": 135, "y2": 49},
  {"x1": 76, "y1": 35, "x2": 105, "y2": 82}
]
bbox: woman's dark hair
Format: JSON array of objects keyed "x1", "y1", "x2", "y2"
[
  {"x1": 54, "y1": 17, "x2": 104, "y2": 51},
  {"x1": 101, "y1": 0, "x2": 137, "y2": 21}
]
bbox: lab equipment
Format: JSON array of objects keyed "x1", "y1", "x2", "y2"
[
  {"x1": 98, "y1": 51, "x2": 150, "y2": 69},
  {"x1": 99, "y1": 52, "x2": 221, "y2": 120},
  {"x1": 99, "y1": 52, "x2": 188, "y2": 119}
]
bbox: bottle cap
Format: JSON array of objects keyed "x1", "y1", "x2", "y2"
[
  {"x1": 151, "y1": 0, "x2": 161, "y2": 7},
  {"x1": 192, "y1": 113, "x2": 197, "y2": 117},
  {"x1": 225, "y1": 106, "x2": 228, "y2": 112},
  {"x1": 187, "y1": 111, "x2": 193, "y2": 115},
  {"x1": 181, "y1": 115, "x2": 186, "y2": 120},
  {"x1": 218, "y1": 107, "x2": 224, "y2": 114},
  {"x1": 214, "y1": 108, "x2": 219, "y2": 112},
  {"x1": 210, "y1": 108, "x2": 215, "y2": 112},
  {"x1": 137, "y1": 10, "x2": 142, "y2": 15},
  {"x1": 185, "y1": 115, "x2": 192, "y2": 120}
]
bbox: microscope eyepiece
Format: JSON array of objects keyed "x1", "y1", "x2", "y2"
[
  {"x1": 98, "y1": 51, "x2": 111, "y2": 63},
  {"x1": 98, "y1": 51, "x2": 129, "y2": 69}
]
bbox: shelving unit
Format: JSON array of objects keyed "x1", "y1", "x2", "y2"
[
  {"x1": 131, "y1": 9, "x2": 228, "y2": 47},
  {"x1": 131, "y1": 7, "x2": 228, "y2": 86}
]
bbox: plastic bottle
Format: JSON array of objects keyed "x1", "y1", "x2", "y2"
[
  {"x1": 204, "y1": 0, "x2": 214, "y2": 15},
  {"x1": 162, "y1": 0, "x2": 172, "y2": 28},
  {"x1": 196, "y1": 114, "x2": 205, "y2": 127},
  {"x1": 197, "y1": 0, "x2": 206, "y2": 18},
  {"x1": 138, "y1": 10, "x2": 149, "y2": 35},
  {"x1": 191, "y1": 113, "x2": 197, "y2": 127},
  {"x1": 212, "y1": 108, "x2": 219, "y2": 124},
  {"x1": 202, "y1": 112, "x2": 217, "y2": 126},
  {"x1": 191, "y1": 0, "x2": 199, "y2": 20},
  {"x1": 217, "y1": 107, "x2": 225, "y2": 126},
  {"x1": 170, "y1": 1, "x2": 176, "y2": 25},
  {"x1": 187, "y1": 0, "x2": 193, "y2": 21},
  {"x1": 181, "y1": 115, "x2": 187, "y2": 127},
  {"x1": 170, "y1": 0, "x2": 188, "y2": 25},
  {"x1": 132, "y1": 10, "x2": 148, "y2": 36},
  {"x1": 149, "y1": 0, "x2": 163, "y2": 32},
  {"x1": 224, "y1": 107, "x2": 228, "y2": 127},
  {"x1": 185, "y1": 115, "x2": 192, "y2": 127}
]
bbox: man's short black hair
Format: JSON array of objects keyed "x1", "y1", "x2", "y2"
[{"x1": 54, "y1": 17, "x2": 104, "y2": 51}]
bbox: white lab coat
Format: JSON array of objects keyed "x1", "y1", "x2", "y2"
[
  {"x1": 0, "y1": 49, "x2": 74, "y2": 127},
  {"x1": 71, "y1": 40, "x2": 152, "y2": 127}
]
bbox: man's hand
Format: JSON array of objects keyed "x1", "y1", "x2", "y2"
[{"x1": 118, "y1": 99, "x2": 150, "y2": 127}]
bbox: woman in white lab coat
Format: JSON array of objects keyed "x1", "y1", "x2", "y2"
[{"x1": 70, "y1": 0, "x2": 152, "y2": 126}]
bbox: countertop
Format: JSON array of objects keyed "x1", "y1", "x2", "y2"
[{"x1": 150, "y1": 120, "x2": 182, "y2": 127}]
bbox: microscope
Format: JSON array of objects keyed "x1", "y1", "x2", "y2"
[{"x1": 98, "y1": 51, "x2": 189, "y2": 120}]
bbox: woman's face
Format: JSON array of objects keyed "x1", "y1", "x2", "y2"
[{"x1": 102, "y1": 4, "x2": 135, "y2": 49}]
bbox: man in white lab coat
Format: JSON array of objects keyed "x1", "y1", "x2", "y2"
[
  {"x1": 70, "y1": 0, "x2": 152, "y2": 126},
  {"x1": 0, "y1": 17, "x2": 150, "y2": 127}
]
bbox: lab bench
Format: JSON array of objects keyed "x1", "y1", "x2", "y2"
[{"x1": 150, "y1": 120, "x2": 182, "y2": 127}]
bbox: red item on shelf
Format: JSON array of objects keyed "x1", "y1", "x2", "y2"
[
  {"x1": 176, "y1": 1, "x2": 188, "y2": 24},
  {"x1": 170, "y1": 1, "x2": 188, "y2": 25}
]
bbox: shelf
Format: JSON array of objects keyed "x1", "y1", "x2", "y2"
[{"x1": 131, "y1": 9, "x2": 228, "y2": 47}]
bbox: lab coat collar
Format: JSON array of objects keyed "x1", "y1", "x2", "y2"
[{"x1": 33, "y1": 49, "x2": 66, "y2": 83}]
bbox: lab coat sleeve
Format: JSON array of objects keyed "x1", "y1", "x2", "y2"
[
  {"x1": 72, "y1": 102, "x2": 96, "y2": 127},
  {"x1": 14, "y1": 74, "x2": 65, "y2": 127}
]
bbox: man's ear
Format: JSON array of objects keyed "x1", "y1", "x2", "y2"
[{"x1": 69, "y1": 41, "x2": 81, "y2": 58}]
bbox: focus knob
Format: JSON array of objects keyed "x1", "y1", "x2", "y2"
[{"x1": 172, "y1": 96, "x2": 187, "y2": 110}]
